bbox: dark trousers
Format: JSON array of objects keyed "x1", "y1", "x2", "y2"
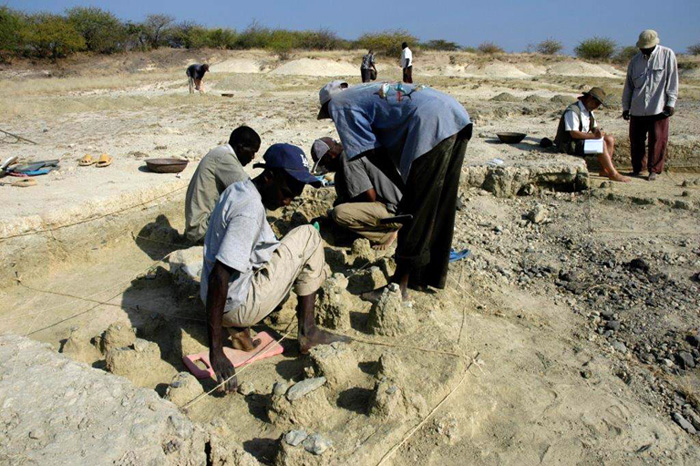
[
  {"x1": 396, "y1": 125, "x2": 471, "y2": 289},
  {"x1": 629, "y1": 115, "x2": 670, "y2": 174},
  {"x1": 361, "y1": 68, "x2": 371, "y2": 83},
  {"x1": 402, "y1": 66, "x2": 413, "y2": 83}
]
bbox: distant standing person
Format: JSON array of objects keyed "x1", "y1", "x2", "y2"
[
  {"x1": 186, "y1": 63, "x2": 210, "y2": 94},
  {"x1": 361, "y1": 50, "x2": 377, "y2": 83},
  {"x1": 622, "y1": 30, "x2": 678, "y2": 181},
  {"x1": 401, "y1": 42, "x2": 413, "y2": 83}
]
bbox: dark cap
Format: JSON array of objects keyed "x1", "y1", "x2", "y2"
[{"x1": 258, "y1": 143, "x2": 319, "y2": 185}]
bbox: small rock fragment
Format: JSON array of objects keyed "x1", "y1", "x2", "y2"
[
  {"x1": 526, "y1": 205, "x2": 548, "y2": 224},
  {"x1": 302, "y1": 433, "x2": 332, "y2": 455},
  {"x1": 286, "y1": 377, "x2": 327, "y2": 401},
  {"x1": 102, "y1": 321, "x2": 136, "y2": 353},
  {"x1": 272, "y1": 381, "x2": 289, "y2": 397},
  {"x1": 284, "y1": 429, "x2": 308, "y2": 447},
  {"x1": 367, "y1": 286, "x2": 416, "y2": 337},
  {"x1": 164, "y1": 372, "x2": 203, "y2": 406},
  {"x1": 675, "y1": 351, "x2": 695, "y2": 370},
  {"x1": 672, "y1": 413, "x2": 697, "y2": 434},
  {"x1": 238, "y1": 381, "x2": 256, "y2": 396}
]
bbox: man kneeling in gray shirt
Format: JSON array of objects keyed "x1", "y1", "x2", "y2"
[
  {"x1": 311, "y1": 137, "x2": 404, "y2": 250},
  {"x1": 201, "y1": 143, "x2": 349, "y2": 393}
]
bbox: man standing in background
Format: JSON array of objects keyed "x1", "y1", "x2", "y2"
[
  {"x1": 622, "y1": 30, "x2": 678, "y2": 181},
  {"x1": 401, "y1": 42, "x2": 413, "y2": 83}
]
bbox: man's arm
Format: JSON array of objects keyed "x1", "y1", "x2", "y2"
[
  {"x1": 351, "y1": 188, "x2": 377, "y2": 203},
  {"x1": 664, "y1": 50, "x2": 679, "y2": 114},
  {"x1": 622, "y1": 61, "x2": 634, "y2": 117},
  {"x1": 206, "y1": 260, "x2": 237, "y2": 393},
  {"x1": 568, "y1": 129, "x2": 601, "y2": 140}
]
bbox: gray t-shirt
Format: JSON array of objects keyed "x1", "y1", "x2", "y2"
[
  {"x1": 185, "y1": 144, "x2": 249, "y2": 242},
  {"x1": 335, "y1": 151, "x2": 404, "y2": 213},
  {"x1": 200, "y1": 180, "x2": 279, "y2": 311}
]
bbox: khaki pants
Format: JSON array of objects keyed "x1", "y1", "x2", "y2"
[
  {"x1": 222, "y1": 225, "x2": 328, "y2": 328},
  {"x1": 332, "y1": 202, "x2": 399, "y2": 244}
]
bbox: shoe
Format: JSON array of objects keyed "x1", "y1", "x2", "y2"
[{"x1": 648, "y1": 172, "x2": 657, "y2": 181}]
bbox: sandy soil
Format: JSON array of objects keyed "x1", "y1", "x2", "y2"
[{"x1": 0, "y1": 50, "x2": 699, "y2": 465}]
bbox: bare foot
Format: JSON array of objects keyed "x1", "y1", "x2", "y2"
[
  {"x1": 373, "y1": 231, "x2": 398, "y2": 250},
  {"x1": 228, "y1": 328, "x2": 261, "y2": 352},
  {"x1": 299, "y1": 327, "x2": 350, "y2": 354},
  {"x1": 609, "y1": 173, "x2": 631, "y2": 183}
]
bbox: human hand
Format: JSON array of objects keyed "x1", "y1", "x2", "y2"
[
  {"x1": 210, "y1": 349, "x2": 237, "y2": 393},
  {"x1": 622, "y1": 110, "x2": 630, "y2": 121},
  {"x1": 592, "y1": 128, "x2": 602, "y2": 139},
  {"x1": 663, "y1": 106, "x2": 674, "y2": 117}
]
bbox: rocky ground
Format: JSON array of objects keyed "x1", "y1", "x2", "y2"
[{"x1": 0, "y1": 50, "x2": 699, "y2": 464}]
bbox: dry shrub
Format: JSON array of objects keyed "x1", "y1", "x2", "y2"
[{"x1": 477, "y1": 41, "x2": 504, "y2": 54}]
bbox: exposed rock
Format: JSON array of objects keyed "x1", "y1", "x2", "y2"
[
  {"x1": 672, "y1": 413, "x2": 697, "y2": 434},
  {"x1": 60, "y1": 327, "x2": 101, "y2": 363},
  {"x1": 272, "y1": 381, "x2": 290, "y2": 397},
  {"x1": 105, "y1": 339, "x2": 161, "y2": 378},
  {"x1": 269, "y1": 385, "x2": 335, "y2": 428},
  {"x1": 367, "y1": 285, "x2": 416, "y2": 337},
  {"x1": 675, "y1": 351, "x2": 695, "y2": 369},
  {"x1": 303, "y1": 433, "x2": 333, "y2": 455},
  {"x1": 627, "y1": 258, "x2": 650, "y2": 274},
  {"x1": 350, "y1": 238, "x2": 374, "y2": 263},
  {"x1": 164, "y1": 372, "x2": 203, "y2": 406},
  {"x1": 0, "y1": 334, "x2": 207, "y2": 465},
  {"x1": 286, "y1": 377, "x2": 327, "y2": 401},
  {"x1": 284, "y1": 429, "x2": 309, "y2": 447},
  {"x1": 369, "y1": 378, "x2": 404, "y2": 420},
  {"x1": 526, "y1": 205, "x2": 548, "y2": 224},
  {"x1": 167, "y1": 246, "x2": 204, "y2": 296},
  {"x1": 309, "y1": 342, "x2": 360, "y2": 389},
  {"x1": 316, "y1": 273, "x2": 356, "y2": 330},
  {"x1": 208, "y1": 423, "x2": 263, "y2": 466},
  {"x1": 238, "y1": 381, "x2": 256, "y2": 396},
  {"x1": 102, "y1": 321, "x2": 136, "y2": 353}
]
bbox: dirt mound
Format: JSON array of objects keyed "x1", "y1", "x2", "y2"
[
  {"x1": 210, "y1": 59, "x2": 263, "y2": 73},
  {"x1": 270, "y1": 58, "x2": 357, "y2": 76},
  {"x1": 468, "y1": 62, "x2": 532, "y2": 79},
  {"x1": 490, "y1": 92, "x2": 521, "y2": 102},
  {"x1": 547, "y1": 61, "x2": 617, "y2": 78}
]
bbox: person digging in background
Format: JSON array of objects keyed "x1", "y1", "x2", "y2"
[
  {"x1": 360, "y1": 49, "x2": 377, "y2": 83},
  {"x1": 201, "y1": 143, "x2": 349, "y2": 393},
  {"x1": 622, "y1": 29, "x2": 678, "y2": 181},
  {"x1": 317, "y1": 80, "x2": 472, "y2": 302},
  {"x1": 186, "y1": 63, "x2": 209, "y2": 94},
  {"x1": 310, "y1": 137, "x2": 404, "y2": 250},
  {"x1": 554, "y1": 87, "x2": 630, "y2": 183},
  {"x1": 185, "y1": 126, "x2": 261, "y2": 243}
]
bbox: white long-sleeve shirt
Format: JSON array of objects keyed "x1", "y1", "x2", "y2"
[
  {"x1": 401, "y1": 47, "x2": 413, "y2": 68},
  {"x1": 622, "y1": 45, "x2": 678, "y2": 116}
]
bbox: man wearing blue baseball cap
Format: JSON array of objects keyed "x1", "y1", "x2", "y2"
[{"x1": 201, "y1": 143, "x2": 348, "y2": 393}]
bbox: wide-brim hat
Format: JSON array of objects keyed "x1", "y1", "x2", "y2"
[
  {"x1": 636, "y1": 29, "x2": 660, "y2": 49},
  {"x1": 583, "y1": 87, "x2": 607, "y2": 106},
  {"x1": 317, "y1": 80, "x2": 348, "y2": 119}
]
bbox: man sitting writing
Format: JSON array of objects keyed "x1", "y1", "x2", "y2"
[
  {"x1": 554, "y1": 87, "x2": 629, "y2": 183},
  {"x1": 201, "y1": 143, "x2": 348, "y2": 392}
]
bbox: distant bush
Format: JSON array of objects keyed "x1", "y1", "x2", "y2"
[
  {"x1": 298, "y1": 29, "x2": 346, "y2": 50},
  {"x1": 0, "y1": 7, "x2": 28, "y2": 61},
  {"x1": 688, "y1": 43, "x2": 700, "y2": 55},
  {"x1": 205, "y1": 28, "x2": 238, "y2": 50},
  {"x1": 421, "y1": 39, "x2": 461, "y2": 51},
  {"x1": 461, "y1": 46, "x2": 478, "y2": 54},
  {"x1": 355, "y1": 30, "x2": 418, "y2": 58},
  {"x1": 477, "y1": 41, "x2": 504, "y2": 54},
  {"x1": 613, "y1": 46, "x2": 639, "y2": 64},
  {"x1": 574, "y1": 37, "x2": 616, "y2": 60},
  {"x1": 167, "y1": 22, "x2": 210, "y2": 49},
  {"x1": 141, "y1": 14, "x2": 174, "y2": 49},
  {"x1": 536, "y1": 38, "x2": 563, "y2": 55},
  {"x1": 66, "y1": 7, "x2": 125, "y2": 54},
  {"x1": 26, "y1": 13, "x2": 85, "y2": 60}
]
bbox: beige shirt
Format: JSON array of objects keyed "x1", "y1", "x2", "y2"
[
  {"x1": 185, "y1": 144, "x2": 248, "y2": 242},
  {"x1": 622, "y1": 45, "x2": 678, "y2": 116}
]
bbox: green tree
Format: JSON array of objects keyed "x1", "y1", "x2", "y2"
[
  {"x1": 614, "y1": 46, "x2": 639, "y2": 64},
  {"x1": 0, "y1": 7, "x2": 28, "y2": 61},
  {"x1": 26, "y1": 13, "x2": 85, "y2": 60},
  {"x1": 574, "y1": 37, "x2": 616, "y2": 60},
  {"x1": 355, "y1": 30, "x2": 418, "y2": 58},
  {"x1": 205, "y1": 27, "x2": 238, "y2": 49},
  {"x1": 142, "y1": 14, "x2": 174, "y2": 49},
  {"x1": 536, "y1": 38, "x2": 563, "y2": 55},
  {"x1": 66, "y1": 7, "x2": 126, "y2": 53},
  {"x1": 688, "y1": 43, "x2": 700, "y2": 55},
  {"x1": 422, "y1": 39, "x2": 461, "y2": 51}
]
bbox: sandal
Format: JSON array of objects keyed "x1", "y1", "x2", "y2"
[
  {"x1": 79, "y1": 154, "x2": 95, "y2": 166},
  {"x1": 95, "y1": 154, "x2": 113, "y2": 168},
  {"x1": 12, "y1": 178, "x2": 37, "y2": 187}
]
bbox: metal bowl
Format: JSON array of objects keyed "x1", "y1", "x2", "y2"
[
  {"x1": 497, "y1": 132, "x2": 527, "y2": 144},
  {"x1": 145, "y1": 158, "x2": 189, "y2": 173}
]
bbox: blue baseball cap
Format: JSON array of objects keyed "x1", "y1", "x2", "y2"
[{"x1": 257, "y1": 143, "x2": 320, "y2": 186}]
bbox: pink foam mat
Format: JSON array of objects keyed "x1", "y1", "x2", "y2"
[{"x1": 182, "y1": 331, "x2": 284, "y2": 380}]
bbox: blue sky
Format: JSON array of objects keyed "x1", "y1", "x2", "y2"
[{"x1": 7, "y1": 0, "x2": 700, "y2": 54}]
